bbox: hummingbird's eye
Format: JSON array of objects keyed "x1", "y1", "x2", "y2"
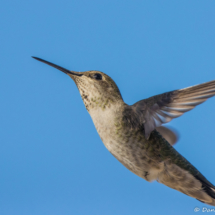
[{"x1": 93, "y1": 73, "x2": 102, "y2": 80}]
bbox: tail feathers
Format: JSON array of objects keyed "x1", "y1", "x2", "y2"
[
  {"x1": 194, "y1": 175, "x2": 215, "y2": 205},
  {"x1": 158, "y1": 163, "x2": 215, "y2": 206}
]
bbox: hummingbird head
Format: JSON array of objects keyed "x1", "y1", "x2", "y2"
[{"x1": 32, "y1": 57, "x2": 124, "y2": 111}]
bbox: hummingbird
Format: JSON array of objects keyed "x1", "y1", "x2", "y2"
[{"x1": 33, "y1": 56, "x2": 215, "y2": 206}]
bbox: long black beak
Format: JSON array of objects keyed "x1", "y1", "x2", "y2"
[{"x1": 32, "y1": 57, "x2": 82, "y2": 76}]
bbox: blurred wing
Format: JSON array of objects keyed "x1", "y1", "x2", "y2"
[
  {"x1": 132, "y1": 80, "x2": 215, "y2": 138},
  {"x1": 156, "y1": 126, "x2": 179, "y2": 146}
]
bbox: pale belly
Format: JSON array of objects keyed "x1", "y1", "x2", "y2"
[
  {"x1": 96, "y1": 125, "x2": 164, "y2": 182},
  {"x1": 89, "y1": 106, "x2": 164, "y2": 182}
]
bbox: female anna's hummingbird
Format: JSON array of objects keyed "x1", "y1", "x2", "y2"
[{"x1": 33, "y1": 57, "x2": 215, "y2": 206}]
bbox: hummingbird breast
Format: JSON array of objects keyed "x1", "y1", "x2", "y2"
[{"x1": 89, "y1": 103, "x2": 165, "y2": 182}]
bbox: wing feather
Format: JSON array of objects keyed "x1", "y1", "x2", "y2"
[{"x1": 132, "y1": 80, "x2": 215, "y2": 138}]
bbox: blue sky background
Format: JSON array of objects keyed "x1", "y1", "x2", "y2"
[{"x1": 1, "y1": 0, "x2": 215, "y2": 214}]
